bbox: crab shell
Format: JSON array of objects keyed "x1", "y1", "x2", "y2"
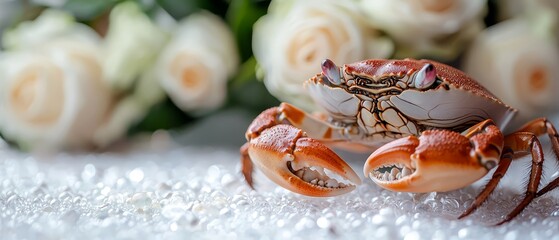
[
  {"x1": 302, "y1": 59, "x2": 517, "y2": 193},
  {"x1": 306, "y1": 59, "x2": 517, "y2": 140},
  {"x1": 243, "y1": 58, "x2": 519, "y2": 197}
]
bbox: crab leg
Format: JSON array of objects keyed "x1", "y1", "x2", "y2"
[
  {"x1": 490, "y1": 131, "x2": 545, "y2": 225},
  {"x1": 459, "y1": 129, "x2": 546, "y2": 225},
  {"x1": 277, "y1": 103, "x2": 341, "y2": 140},
  {"x1": 241, "y1": 106, "x2": 361, "y2": 196},
  {"x1": 512, "y1": 118, "x2": 559, "y2": 198},
  {"x1": 278, "y1": 103, "x2": 359, "y2": 142},
  {"x1": 279, "y1": 102, "x2": 374, "y2": 152},
  {"x1": 458, "y1": 147, "x2": 513, "y2": 219},
  {"x1": 240, "y1": 143, "x2": 254, "y2": 189},
  {"x1": 457, "y1": 120, "x2": 518, "y2": 220},
  {"x1": 482, "y1": 118, "x2": 559, "y2": 223}
]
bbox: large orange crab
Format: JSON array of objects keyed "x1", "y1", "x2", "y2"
[{"x1": 240, "y1": 59, "x2": 559, "y2": 224}]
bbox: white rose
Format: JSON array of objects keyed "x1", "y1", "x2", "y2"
[
  {"x1": 3, "y1": 9, "x2": 98, "y2": 51},
  {"x1": 253, "y1": 0, "x2": 393, "y2": 111},
  {"x1": 155, "y1": 12, "x2": 239, "y2": 114},
  {"x1": 462, "y1": 18, "x2": 559, "y2": 124},
  {"x1": 359, "y1": 0, "x2": 486, "y2": 60},
  {"x1": 0, "y1": 38, "x2": 112, "y2": 150},
  {"x1": 103, "y1": 1, "x2": 169, "y2": 91}
]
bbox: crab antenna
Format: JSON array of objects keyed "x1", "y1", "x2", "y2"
[{"x1": 321, "y1": 59, "x2": 342, "y2": 85}]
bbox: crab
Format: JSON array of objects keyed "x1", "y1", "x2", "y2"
[{"x1": 240, "y1": 59, "x2": 559, "y2": 224}]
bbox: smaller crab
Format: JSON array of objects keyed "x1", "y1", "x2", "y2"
[{"x1": 241, "y1": 59, "x2": 559, "y2": 224}]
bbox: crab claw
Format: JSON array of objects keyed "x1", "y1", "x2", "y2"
[
  {"x1": 363, "y1": 130, "x2": 490, "y2": 193},
  {"x1": 248, "y1": 124, "x2": 361, "y2": 197}
]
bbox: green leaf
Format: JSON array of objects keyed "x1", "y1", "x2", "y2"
[
  {"x1": 228, "y1": 71, "x2": 279, "y2": 113},
  {"x1": 155, "y1": 0, "x2": 207, "y2": 19},
  {"x1": 133, "y1": 0, "x2": 158, "y2": 12},
  {"x1": 226, "y1": 0, "x2": 268, "y2": 61},
  {"x1": 155, "y1": 0, "x2": 230, "y2": 20},
  {"x1": 229, "y1": 81, "x2": 280, "y2": 113},
  {"x1": 231, "y1": 57, "x2": 258, "y2": 87},
  {"x1": 62, "y1": 0, "x2": 120, "y2": 20}
]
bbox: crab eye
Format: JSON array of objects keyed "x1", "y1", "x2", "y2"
[
  {"x1": 413, "y1": 63, "x2": 436, "y2": 89},
  {"x1": 321, "y1": 59, "x2": 343, "y2": 85}
]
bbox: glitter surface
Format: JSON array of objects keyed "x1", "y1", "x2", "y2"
[{"x1": 0, "y1": 110, "x2": 558, "y2": 239}]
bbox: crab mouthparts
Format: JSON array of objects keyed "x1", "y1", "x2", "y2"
[
  {"x1": 287, "y1": 161, "x2": 353, "y2": 189},
  {"x1": 369, "y1": 163, "x2": 416, "y2": 182}
]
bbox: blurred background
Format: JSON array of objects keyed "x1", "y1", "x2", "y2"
[{"x1": 0, "y1": 0, "x2": 558, "y2": 152}]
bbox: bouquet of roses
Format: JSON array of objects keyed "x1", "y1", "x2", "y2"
[{"x1": 1, "y1": 0, "x2": 557, "y2": 151}]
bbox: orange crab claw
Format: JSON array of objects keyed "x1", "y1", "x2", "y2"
[
  {"x1": 247, "y1": 124, "x2": 361, "y2": 197},
  {"x1": 364, "y1": 130, "x2": 495, "y2": 193}
]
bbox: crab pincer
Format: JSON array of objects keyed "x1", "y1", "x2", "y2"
[
  {"x1": 241, "y1": 107, "x2": 361, "y2": 197},
  {"x1": 363, "y1": 120, "x2": 504, "y2": 193}
]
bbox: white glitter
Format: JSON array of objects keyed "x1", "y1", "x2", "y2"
[
  {"x1": 316, "y1": 217, "x2": 330, "y2": 228},
  {"x1": 81, "y1": 164, "x2": 97, "y2": 182},
  {"x1": 0, "y1": 141, "x2": 557, "y2": 239},
  {"x1": 128, "y1": 168, "x2": 145, "y2": 183}
]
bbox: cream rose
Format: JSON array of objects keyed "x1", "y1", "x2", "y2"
[
  {"x1": 253, "y1": 0, "x2": 393, "y2": 111},
  {"x1": 103, "y1": 1, "x2": 169, "y2": 91},
  {"x1": 462, "y1": 18, "x2": 559, "y2": 124},
  {"x1": 0, "y1": 10, "x2": 113, "y2": 150},
  {"x1": 359, "y1": 0, "x2": 486, "y2": 59},
  {"x1": 155, "y1": 12, "x2": 239, "y2": 114},
  {"x1": 0, "y1": 38, "x2": 112, "y2": 150}
]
